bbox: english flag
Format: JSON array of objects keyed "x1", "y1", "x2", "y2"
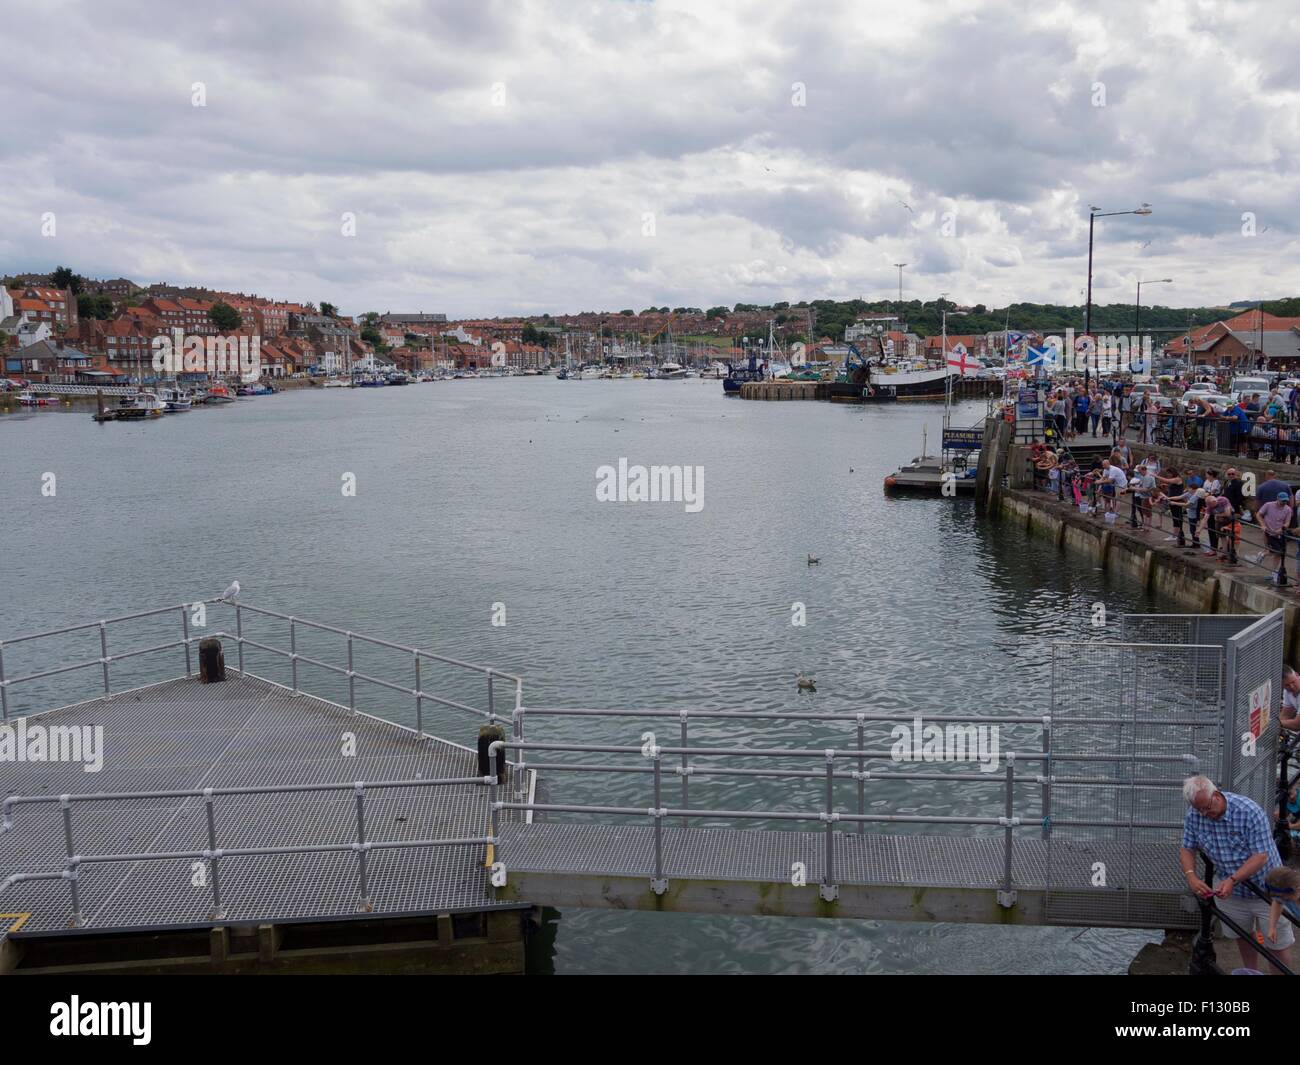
[{"x1": 946, "y1": 343, "x2": 978, "y2": 374}]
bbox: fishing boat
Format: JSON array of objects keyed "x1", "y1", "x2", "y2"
[
  {"x1": 155, "y1": 386, "x2": 193, "y2": 412},
  {"x1": 116, "y1": 391, "x2": 166, "y2": 419},
  {"x1": 723, "y1": 354, "x2": 767, "y2": 395},
  {"x1": 357, "y1": 374, "x2": 387, "y2": 387},
  {"x1": 205, "y1": 384, "x2": 235, "y2": 404},
  {"x1": 386, "y1": 372, "x2": 411, "y2": 386}
]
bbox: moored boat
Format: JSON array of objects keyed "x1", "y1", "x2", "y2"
[{"x1": 156, "y1": 386, "x2": 193, "y2": 412}]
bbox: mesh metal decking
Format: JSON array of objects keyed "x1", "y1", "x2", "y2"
[{"x1": 0, "y1": 675, "x2": 521, "y2": 934}]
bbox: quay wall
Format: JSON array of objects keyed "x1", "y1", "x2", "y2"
[
  {"x1": 982, "y1": 425, "x2": 1300, "y2": 659},
  {"x1": 739, "y1": 378, "x2": 1000, "y2": 401}
]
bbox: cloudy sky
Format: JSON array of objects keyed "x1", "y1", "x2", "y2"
[{"x1": 3, "y1": 0, "x2": 1297, "y2": 317}]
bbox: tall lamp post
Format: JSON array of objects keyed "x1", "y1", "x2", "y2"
[
  {"x1": 1135, "y1": 278, "x2": 1172, "y2": 371},
  {"x1": 893, "y1": 263, "x2": 906, "y2": 312},
  {"x1": 1084, "y1": 203, "x2": 1153, "y2": 384}
]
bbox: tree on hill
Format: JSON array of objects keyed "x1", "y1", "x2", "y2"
[
  {"x1": 209, "y1": 302, "x2": 242, "y2": 331},
  {"x1": 76, "y1": 293, "x2": 114, "y2": 320},
  {"x1": 51, "y1": 266, "x2": 84, "y2": 295},
  {"x1": 706, "y1": 306, "x2": 728, "y2": 319},
  {"x1": 320, "y1": 301, "x2": 338, "y2": 317}
]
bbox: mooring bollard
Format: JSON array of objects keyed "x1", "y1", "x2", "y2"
[
  {"x1": 478, "y1": 724, "x2": 507, "y2": 783},
  {"x1": 198, "y1": 637, "x2": 226, "y2": 683}
]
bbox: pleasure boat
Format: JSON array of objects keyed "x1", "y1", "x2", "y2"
[
  {"x1": 116, "y1": 390, "x2": 166, "y2": 418},
  {"x1": 155, "y1": 386, "x2": 193, "y2": 412},
  {"x1": 17, "y1": 392, "x2": 60, "y2": 407},
  {"x1": 657, "y1": 363, "x2": 688, "y2": 380}
]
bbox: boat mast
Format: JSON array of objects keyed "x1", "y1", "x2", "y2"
[{"x1": 943, "y1": 301, "x2": 951, "y2": 431}]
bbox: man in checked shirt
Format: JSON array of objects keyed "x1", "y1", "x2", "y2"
[{"x1": 1180, "y1": 775, "x2": 1294, "y2": 973}]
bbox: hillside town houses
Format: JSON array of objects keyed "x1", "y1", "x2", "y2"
[{"x1": 7, "y1": 269, "x2": 1300, "y2": 384}]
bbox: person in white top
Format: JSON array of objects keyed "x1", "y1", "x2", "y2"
[
  {"x1": 1280, "y1": 667, "x2": 1300, "y2": 732},
  {"x1": 1089, "y1": 459, "x2": 1128, "y2": 515}
]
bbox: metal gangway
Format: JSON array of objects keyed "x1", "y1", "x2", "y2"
[{"x1": 0, "y1": 601, "x2": 1285, "y2": 951}]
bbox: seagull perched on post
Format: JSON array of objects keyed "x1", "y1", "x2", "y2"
[{"x1": 220, "y1": 580, "x2": 241, "y2": 603}]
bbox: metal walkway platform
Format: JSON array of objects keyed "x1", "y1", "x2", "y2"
[
  {"x1": 493, "y1": 823, "x2": 1195, "y2": 928},
  {"x1": 3, "y1": 599, "x2": 1279, "y2": 955},
  {"x1": 0, "y1": 674, "x2": 519, "y2": 939}
]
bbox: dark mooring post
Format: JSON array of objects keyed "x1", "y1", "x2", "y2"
[
  {"x1": 478, "y1": 724, "x2": 507, "y2": 783},
  {"x1": 1189, "y1": 853, "x2": 1222, "y2": 975},
  {"x1": 198, "y1": 638, "x2": 226, "y2": 683}
]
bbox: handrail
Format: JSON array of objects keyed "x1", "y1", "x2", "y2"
[
  {"x1": 1194, "y1": 849, "x2": 1295, "y2": 975},
  {"x1": 1, "y1": 767, "x2": 506, "y2": 928},
  {"x1": 488, "y1": 736, "x2": 1195, "y2": 906},
  {"x1": 0, "y1": 599, "x2": 524, "y2": 738}
]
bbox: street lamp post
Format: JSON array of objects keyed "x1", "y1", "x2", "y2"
[
  {"x1": 1135, "y1": 278, "x2": 1172, "y2": 370},
  {"x1": 1084, "y1": 204, "x2": 1153, "y2": 384}
]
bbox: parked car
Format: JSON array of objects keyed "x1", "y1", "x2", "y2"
[{"x1": 1229, "y1": 376, "x2": 1271, "y2": 402}]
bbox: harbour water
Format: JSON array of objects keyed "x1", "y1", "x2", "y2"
[{"x1": 1, "y1": 379, "x2": 1173, "y2": 973}]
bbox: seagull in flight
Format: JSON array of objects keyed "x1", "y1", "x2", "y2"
[
  {"x1": 896, "y1": 197, "x2": 914, "y2": 213},
  {"x1": 1139, "y1": 240, "x2": 1152, "y2": 249},
  {"x1": 221, "y1": 580, "x2": 240, "y2": 603}
]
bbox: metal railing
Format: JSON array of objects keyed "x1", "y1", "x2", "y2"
[
  {"x1": 0, "y1": 599, "x2": 223, "y2": 721},
  {"x1": 0, "y1": 599, "x2": 523, "y2": 747},
  {"x1": 0, "y1": 763, "x2": 507, "y2": 926},
  {"x1": 224, "y1": 602, "x2": 522, "y2": 739},
  {"x1": 1124, "y1": 410, "x2": 1300, "y2": 460},
  {"x1": 1192, "y1": 851, "x2": 1297, "y2": 976},
  {"x1": 486, "y1": 707, "x2": 1207, "y2": 903}
]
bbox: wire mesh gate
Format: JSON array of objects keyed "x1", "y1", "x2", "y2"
[
  {"x1": 1045, "y1": 638, "x2": 1223, "y2": 929},
  {"x1": 1223, "y1": 612, "x2": 1285, "y2": 812},
  {"x1": 1121, "y1": 611, "x2": 1284, "y2": 811},
  {"x1": 1044, "y1": 610, "x2": 1286, "y2": 929}
]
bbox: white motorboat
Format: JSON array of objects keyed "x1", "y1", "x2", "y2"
[
  {"x1": 657, "y1": 363, "x2": 688, "y2": 380},
  {"x1": 156, "y1": 386, "x2": 193, "y2": 412}
]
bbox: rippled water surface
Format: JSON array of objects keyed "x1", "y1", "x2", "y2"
[{"x1": 0, "y1": 379, "x2": 1174, "y2": 973}]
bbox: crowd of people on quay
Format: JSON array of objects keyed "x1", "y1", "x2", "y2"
[
  {"x1": 1031, "y1": 444, "x2": 1300, "y2": 580},
  {"x1": 1024, "y1": 370, "x2": 1300, "y2": 460}
]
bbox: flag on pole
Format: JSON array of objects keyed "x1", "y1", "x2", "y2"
[{"x1": 946, "y1": 343, "x2": 978, "y2": 374}]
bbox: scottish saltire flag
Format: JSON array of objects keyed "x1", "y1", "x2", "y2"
[
  {"x1": 1006, "y1": 331, "x2": 1025, "y2": 349},
  {"x1": 1026, "y1": 344, "x2": 1056, "y2": 366}
]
